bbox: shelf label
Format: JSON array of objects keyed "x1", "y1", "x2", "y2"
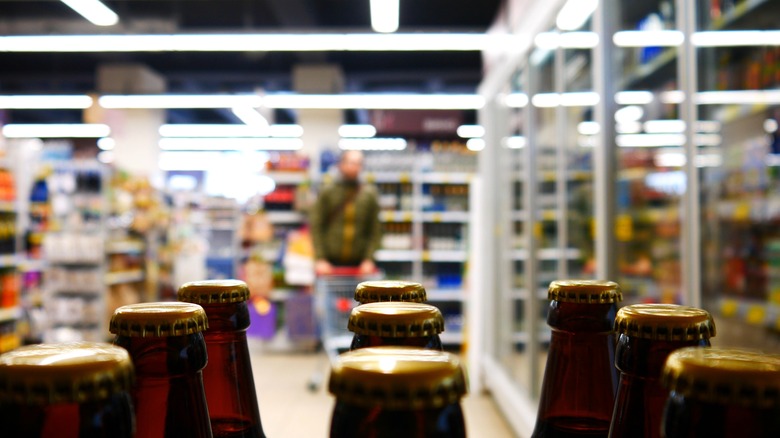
[
  {"x1": 734, "y1": 202, "x2": 750, "y2": 221},
  {"x1": 431, "y1": 213, "x2": 442, "y2": 223},
  {"x1": 615, "y1": 214, "x2": 633, "y2": 242},
  {"x1": 720, "y1": 299, "x2": 738, "y2": 318},
  {"x1": 746, "y1": 305, "x2": 766, "y2": 325},
  {"x1": 422, "y1": 251, "x2": 431, "y2": 262},
  {"x1": 399, "y1": 173, "x2": 411, "y2": 183},
  {"x1": 402, "y1": 212, "x2": 413, "y2": 222}
]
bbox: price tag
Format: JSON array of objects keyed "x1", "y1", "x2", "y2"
[
  {"x1": 402, "y1": 212, "x2": 413, "y2": 222},
  {"x1": 400, "y1": 173, "x2": 411, "y2": 183},
  {"x1": 746, "y1": 305, "x2": 766, "y2": 326},
  {"x1": 422, "y1": 251, "x2": 431, "y2": 262},
  {"x1": 615, "y1": 214, "x2": 633, "y2": 242},
  {"x1": 431, "y1": 213, "x2": 442, "y2": 223},
  {"x1": 734, "y1": 202, "x2": 750, "y2": 221},
  {"x1": 720, "y1": 299, "x2": 739, "y2": 318}
]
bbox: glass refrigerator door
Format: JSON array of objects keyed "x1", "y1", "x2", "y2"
[{"x1": 697, "y1": 0, "x2": 780, "y2": 352}]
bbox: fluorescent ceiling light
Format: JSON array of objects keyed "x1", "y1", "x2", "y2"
[
  {"x1": 231, "y1": 106, "x2": 269, "y2": 128},
  {"x1": 97, "y1": 137, "x2": 115, "y2": 150},
  {"x1": 556, "y1": 0, "x2": 598, "y2": 31},
  {"x1": 531, "y1": 93, "x2": 561, "y2": 108},
  {"x1": 616, "y1": 122, "x2": 643, "y2": 134},
  {"x1": 269, "y1": 125, "x2": 304, "y2": 138},
  {"x1": 560, "y1": 92, "x2": 599, "y2": 107},
  {"x1": 159, "y1": 137, "x2": 303, "y2": 151},
  {"x1": 504, "y1": 136, "x2": 526, "y2": 149},
  {"x1": 660, "y1": 90, "x2": 685, "y2": 104},
  {"x1": 338, "y1": 138, "x2": 407, "y2": 151},
  {"x1": 696, "y1": 90, "x2": 780, "y2": 105},
  {"x1": 654, "y1": 152, "x2": 724, "y2": 168},
  {"x1": 534, "y1": 32, "x2": 598, "y2": 49},
  {"x1": 466, "y1": 138, "x2": 485, "y2": 151},
  {"x1": 615, "y1": 91, "x2": 654, "y2": 105},
  {"x1": 616, "y1": 133, "x2": 722, "y2": 147},
  {"x1": 765, "y1": 119, "x2": 779, "y2": 134},
  {"x1": 504, "y1": 93, "x2": 529, "y2": 108},
  {"x1": 370, "y1": 0, "x2": 399, "y2": 33},
  {"x1": 2, "y1": 123, "x2": 110, "y2": 138},
  {"x1": 100, "y1": 94, "x2": 262, "y2": 109},
  {"x1": 693, "y1": 30, "x2": 780, "y2": 47},
  {"x1": 97, "y1": 150, "x2": 114, "y2": 164},
  {"x1": 577, "y1": 121, "x2": 600, "y2": 136},
  {"x1": 61, "y1": 0, "x2": 118, "y2": 26},
  {"x1": 338, "y1": 124, "x2": 377, "y2": 138},
  {"x1": 456, "y1": 125, "x2": 485, "y2": 138},
  {"x1": 0, "y1": 95, "x2": 93, "y2": 109},
  {"x1": 697, "y1": 121, "x2": 721, "y2": 133},
  {"x1": 0, "y1": 33, "x2": 518, "y2": 53},
  {"x1": 615, "y1": 105, "x2": 644, "y2": 123},
  {"x1": 613, "y1": 30, "x2": 684, "y2": 47},
  {"x1": 159, "y1": 124, "x2": 302, "y2": 138},
  {"x1": 644, "y1": 120, "x2": 686, "y2": 134},
  {"x1": 263, "y1": 93, "x2": 484, "y2": 110}
]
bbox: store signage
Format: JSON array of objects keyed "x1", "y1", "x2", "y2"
[{"x1": 370, "y1": 110, "x2": 463, "y2": 135}]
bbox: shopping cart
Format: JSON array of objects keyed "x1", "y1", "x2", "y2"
[{"x1": 307, "y1": 266, "x2": 381, "y2": 391}]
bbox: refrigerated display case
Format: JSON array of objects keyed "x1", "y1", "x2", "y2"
[{"x1": 474, "y1": 0, "x2": 780, "y2": 436}]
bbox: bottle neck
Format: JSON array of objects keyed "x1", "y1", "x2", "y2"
[
  {"x1": 547, "y1": 300, "x2": 617, "y2": 333},
  {"x1": 330, "y1": 400, "x2": 466, "y2": 438},
  {"x1": 615, "y1": 335, "x2": 711, "y2": 378},
  {"x1": 202, "y1": 301, "x2": 251, "y2": 332},
  {"x1": 113, "y1": 333, "x2": 208, "y2": 376}
]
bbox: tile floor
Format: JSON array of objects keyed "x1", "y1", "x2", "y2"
[{"x1": 249, "y1": 342, "x2": 516, "y2": 437}]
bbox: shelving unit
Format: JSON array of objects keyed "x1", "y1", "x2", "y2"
[{"x1": 0, "y1": 161, "x2": 19, "y2": 353}]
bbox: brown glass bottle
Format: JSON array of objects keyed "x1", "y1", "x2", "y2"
[
  {"x1": 608, "y1": 304, "x2": 716, "y2": 438},
  {"x1": 178, "y1": 279, "x2": 266, "y2": 438},
  {"x1": 348, "y1": 301, "x2": 444, "y2": 350},
  {"x1": 328, "y1": 347, "x2": 468, "y2": 438},
  {"x1": 532, "y1": 280, "x2": 623, "y2": 438},
  {"x1": 110, "y1": 301, "x2": 213, "y2": 438},
  {"x1": 354, "y1": 280, "x2": 427, "y2": 304},
  {"x1": 0, "y1": 342, "x2": 135, "y2": 438},
  {"x1": 661, "y1": 347, "x2": 780, "y2": 438}
]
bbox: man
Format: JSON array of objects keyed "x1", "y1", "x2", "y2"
[{"x1": 310, "y1": 150, "x2": 381, "y2": 276}]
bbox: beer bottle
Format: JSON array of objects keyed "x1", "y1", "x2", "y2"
[
  {"x1": 608, "y1": 304, "x2": 716, "y2": 438},
  {"x1": 110, "y1": 302, "x2": 213, "y2": 438},
  {"x1": 532, "y1": 280, "x2": 623, "y2": 438},
  {"x1": 0, "y1": 342, "x2": 135, "y2": 437},
  {"x1": 348, "y1": 301, "x2": 444, "y2": 350},
  {"x1": 661, "y1": 347, "x2": 780, "y2": 438},
  {"x1": 354, "y1": 280, "x2": 427, "y2": 304},
  {"x1": 177, "y1": 279, "x2": 266, "y2": 438},
  {"x1": 328, "y1": 346, "x2": 468, "y2": 438}
]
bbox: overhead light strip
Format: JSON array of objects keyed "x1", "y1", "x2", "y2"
[
  {"x1": 370, "y1": 0, "x2": 400, "y2": 34},
  {"x1": 0, "y1": 33, "x2": 519, "y2": 53},
  {"x1": 2, "y1": 123, "x2": 110, "y2": 138},
  {"x1": 159, "y1": 124, "x2": 303, "y2": 138},
  {"x1": 0, "y1": 95, "x2": 94, "y2": 109},
  {"x1": 159, "y1": 137, "x2": 303, "y2": 151},
  {"x1": 60, "y1": 0, "x2": 119, "y2": 27},
  {"x1": 261, "y1": 94, "x2": 485, "y2": 110}
]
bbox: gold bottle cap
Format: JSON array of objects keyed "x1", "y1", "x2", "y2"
[
  {"x1": 177, "y1": 279, "x2": 250, "y2": 304},
  {"x1": 614, "y1": 304, "x2": 716, "y2": 341},
  {"x1": 662, "y1": 347, "x2": 780, "y2": 408},
  {"x1": 348, "y1": 302, "x2": 445, "y2": 337},
  {"x1": 548, "y1": 279, "x2": 623, "y2": 304},
  {"x1": 328, "y1": 347, "x2": 467, "y2": 410},
  {"x1": 0, "y1": 342, "x2": 134, "y2": 405},
  {"x1": 109, "y1": 302, "x2": 208, "y2": 337},
  {"x1": 354, "y1": 280, "x2": 427, "y2": 304}
]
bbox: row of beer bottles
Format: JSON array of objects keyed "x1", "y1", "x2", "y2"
[
  {"x1": 0, "y1": 279, "x2": 265, "y2": 438},
  {"x1": 531, "y1": 279, "x2": 780, "y2": 438}
]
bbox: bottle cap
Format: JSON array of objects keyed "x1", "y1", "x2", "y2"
[
  {"x1": 548, "y1": 279, "x2": 623, "y2": 304},
  {"x1": 348, "y1": 302, "x2": 445, "y2": 337},
  {"x1": 662, "y1": 347, "x2": 780, "y2": 408},
  {"x1": 109, "y1": 302, "x2": 208, "y2": 337},
  {"x1": 354, "y1": 280, "x2": 427, "y2": 304},
  {"x1": 328, "y1": 347, "x2": 467, "y2": 410},
  {"x1": 177, "y1": 279, "x2": 250, "y2": 304},
  {"x1": 0, "y1": 342, "x2": 134, "y2": 405},
  {"x1": 614, "y1": 304, "x2": 716, "y2": 341}
]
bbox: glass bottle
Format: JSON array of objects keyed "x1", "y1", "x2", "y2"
[
  {"x1": 354, "y1": 280, "x2": 427, "y2": 304},
  {"x1": 328, "y1": 346, "x2": 468, "y2": 438},
  {"x1": 177, "y1": 279, "x2": 266, "y2": 438},
  {"x1": 110, "y1": 302, "x2": 213, "y2": 438},
  {"x1": 348, "y1": 301, "x2": 444, "y2": 350},
  {"x1": 661, "y1": 347, "x2": 780, "y2": 438},
  {"x1": 0, "y1": 342, "x2": 135, "y2": 437},
  {"x1": 608, "y1": 304, "x2": 716, "y2": 438},
  {"x1": 532, "y1": 279, "x2": 623, "y2": 438}
]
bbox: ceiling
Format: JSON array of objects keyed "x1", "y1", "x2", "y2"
[{"x1": 0, "y1": 0, "x2": 503, "y2": 99}]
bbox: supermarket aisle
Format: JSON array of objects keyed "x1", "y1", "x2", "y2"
[{"x1": 249, "y1": 343, "x2": 516, "y2": 437}]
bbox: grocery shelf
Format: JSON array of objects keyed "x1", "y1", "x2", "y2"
[
  {"x1": 719, "y1": 297, "x2": 780, "y2": 331},
  {"x1": 423, "y1": 250, "x2": 467, "y2": 263},
  {"x1": 106, "y1": 239, "x2": 146, "y2": 254},
  {"x1": 374, "y1": 249, "x2": 419, "y2": 262},
  {"x1": 266, "y1": 171, "x2": 308, "y2": 185},
  {"x1": 421, "y1": 211, "x2": 469, "y2": 223},
  {"x1": 0, "y1": 254, "x2": 17, "y2": 268},
  {"x1": 379, "y1": 211, "x2": 415, "y2": 222},
  {"x1": 510, "y1": 248, "x2": 582, "y2": 261},
  {"x1": 426, "y1": 289, "x2": 465, "y2": 302},
  {"x1": 511, "y1": 287, "x2": 551, "y2": 301},
  {"x1": 0, "y1": 201, "x2": 15, "y2": 213},
  {"x1": 265, "y1": 211, "x2": 305, "y2": 224},
  {"x1": 0, "y1": 307, "x2": 20, "y2": 323},
  {"x1": 365, "y1": 171, "x2": 413, "y2": 184},
  {"x1": 420, "y1": 172, "x2": 472, "y2": 184},
  {"x1": 105, "y1": 269, "x2": 145, "y2": 285}
]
